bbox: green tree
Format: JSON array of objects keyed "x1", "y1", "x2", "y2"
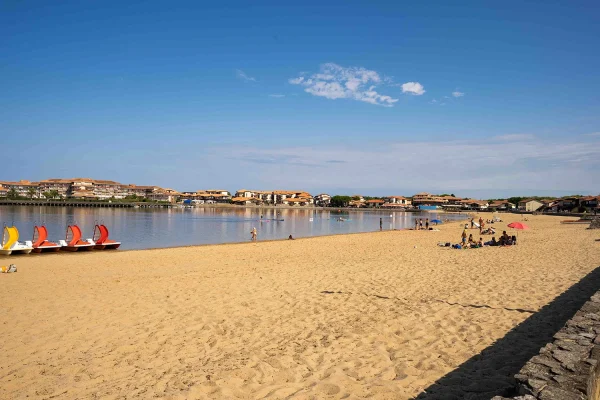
[
  {"x1": 27, "y1": 187, "x2": 36, "y2": 199},
  {"x1": 330, "y1": 195, "x2": 352, "y2": 207},
  {"x1": 7, "y1": 188, "x2": 19, "y2": 199},
  {"x1": 507, "y1": 197, "x2": 524, "y2": 205},
  {"x1": 49, "y1": 190, "x2": 60, "y2": 199},
  {"x1": 42, "y1": 191, "x2": 52, "y2": 199}
]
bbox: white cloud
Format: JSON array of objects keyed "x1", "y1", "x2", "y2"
[
  {"x1": 288, "y1": 63, "x2": 398, "y2": 107},
  {"x1": 215, "y1": 135, "x2": 600, "y2": 194},
  {"x1": 583, "y1": 132, "x2": 600, "y2": 137},
  {"x1": 236, "y1": 69, "x2": 257, "y2": 82},
  {"x1": 452, "y1": 91, "x2": 465, "y2": 97},
  {"x1": 268, "y1": 94, "x2": 285, "y2": 98},
  {"x1": 401, "y1": 82, "x2": 425, "y2": 95}
]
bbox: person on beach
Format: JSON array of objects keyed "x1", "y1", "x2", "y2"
[
  {"x1": 251, "y1": 227, "x2": 257, "y2": 241},
  {"x1": 468, "y1": 234, "x2": 474, "y2": 244},
  {"x1": 419, "y1": 219, "x2": 423, "y2": 230},
  {"x1": 288, "y1": 234, "x2": 294, "y2": 240},
  {"x1": 478, "y1": 237, "x2": 483, "y2": 247},
  {"x1": 425, "y1": 218, "x2": 429, "y2": 230},
  {"x1": 380, "y1": 217, "x2": 383, "y2": 231},
  {"x1": 462, "y1": 229, "x2": 467, "y2": 245},
  {"x1": 415, "y1": 220, "x2": 419, "y2": 230},
  {"x1": 470, "y1": 218, "x2": 474, "y2": 228},
  {"x1": 500, "y1": 231, "x2": 511, "y2": 246}
]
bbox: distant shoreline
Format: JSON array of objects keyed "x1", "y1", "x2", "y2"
[{"x1": 0, "y1": 199, "x2": 465, "y2": 214}]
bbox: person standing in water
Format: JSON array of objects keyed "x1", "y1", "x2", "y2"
[
  {"x1": 251, "y1": 227, "x2": 257, "y2": 241},
  {"x1": 425, "y1": 218, "x2": 429, "y2": 230},
  {"x1": 419, "y1": 218, "x2": 423, "y2": 230},
  {"x1": 380, "y1": 217, "x2": 383, "y2": 231}
]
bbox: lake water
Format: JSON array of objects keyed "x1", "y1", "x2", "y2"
[{"x1": 0, "y1": 206, "x2": 469, "y2": 250}]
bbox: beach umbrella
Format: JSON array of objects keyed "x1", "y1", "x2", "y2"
[
  {"x1": 431, "y1": 219, "x2": 442, "y2": 224},
  {"x1": 507, "y1": 222, "x2": 529, "y2": 243},
  {"x1": 507, "y1": 222, "x2": 529, "y2": 230}
]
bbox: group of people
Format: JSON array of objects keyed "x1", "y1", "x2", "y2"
[
  {"x1": 414, "y1": 218, "x2": 431, "y2": 230},
  {"x1": 452, "y1": 229, "x2": 516, "y2": 249}
]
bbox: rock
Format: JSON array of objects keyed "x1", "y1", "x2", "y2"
[
  {"x1": 538, "y1": 385, "x2": 585, "y2": 400},
  {"x1": 552, "y1": 349, "x2": 580, "y2": 368}
]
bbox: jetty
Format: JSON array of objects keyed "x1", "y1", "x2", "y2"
[{"x1": 0, "y1": 200, "x2": 174, "y2": 209}]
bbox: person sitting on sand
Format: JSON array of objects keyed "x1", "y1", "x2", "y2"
[
  {"x1": 468, "y1": 234, "x2": 475, "y2": 244},
  {"x1": 484, "y1": 237, "x2": 498, "y2": 246},
  {"x1": 500, "y1": 231, "x2": 511, "y2": 246},
  {"x1": 477, "y1": 237, "x2": 484, "y2": 247},
  {"x1": 288, "y1": 234, "x2": 294, "y2": 240}
]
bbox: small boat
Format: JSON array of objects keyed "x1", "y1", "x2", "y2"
[
  {"x1": 28, "y1": 225, "x2": 62, "y2": 253},
  {"x1": 0, "y1": 226, "x2": 33, "y2": 255},
  {"x1": 92, "y1": 224, "x2": 121, "y2": 250},
  {"x1": 59, "y1": 225, "x2": 95, "y2": 252}
]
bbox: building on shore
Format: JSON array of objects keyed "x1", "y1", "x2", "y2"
[
  {"x1": 488, "y1": 200, "x2": 516, "y2": 210},
  {"x1": 180, "y1": 190, "x2": 232, "y2": 204},
  {"x1": 0, "y1": 180, "x2": 40, "y2": 198},
  {"x1": 313, "y1": 194, "x2": 331, "y2": 207},
  {"x1": 0, "y1": 178, "x2": 180, "y2": 203},
  {"x1": 234, "y1": 190, "x2": 314, "y2": 206},
  {"x1": 518, "y1": 199, "x2": 544, "y2": 212},
  {"x1": 411, "y1": 192, "x2": 448, "y2": 206},
  {"x1": 365, "y1": 199, "x2": 385, "y2": 208},
  {"x1": 382, "y1": 196, "x2": 412, "y2": 207}
]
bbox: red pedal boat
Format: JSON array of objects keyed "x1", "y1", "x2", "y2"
[
  {"x1": 59, "y1": 225, "x2": 95, "y2": 252},
  {"x1": 30, "y1": 225, "x2": 61, "y2": 253},
  {"x1": 93, "y1": 224, "x2": 121, "y2": 250}
]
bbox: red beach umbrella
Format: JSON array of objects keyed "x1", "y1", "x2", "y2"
[
  {"x1": 507, "y1": 222, "x2": 529, "y2": 230},
  {"x1": 507, "y1": 222, "x2": 529, "y2": 243}
]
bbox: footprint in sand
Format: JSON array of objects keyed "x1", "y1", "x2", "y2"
[{"x1": 316, "y1": 383, "x2": 340, "y2": 395}]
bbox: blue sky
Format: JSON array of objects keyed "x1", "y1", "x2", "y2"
[{"x1": 1, "y1": 1, "x2": 599, "y2": 198}]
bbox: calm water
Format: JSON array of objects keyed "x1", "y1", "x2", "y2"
[{"x1": 0, "y1": 206, "x2": 468, "y2": 250}]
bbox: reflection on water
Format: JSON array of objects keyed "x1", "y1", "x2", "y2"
[{"x1": 0, "y1": 206, "x2": 468, "y2": 250}]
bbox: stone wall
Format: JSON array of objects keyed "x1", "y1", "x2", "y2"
[{"x1": 493, "y1": 292, "x2": 600, "y2": 400}]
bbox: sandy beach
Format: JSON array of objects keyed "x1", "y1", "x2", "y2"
[{"x1": 1, "y1": 213, "x2": 599, "y2": 399}]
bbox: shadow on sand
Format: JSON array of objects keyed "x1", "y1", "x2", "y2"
[{"x1": 413, "y1": 266, "x2": 600, "y2": 400}]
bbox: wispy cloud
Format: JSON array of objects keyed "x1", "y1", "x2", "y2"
[
  {"x1": 209, "y1": 134, "x2": 600, "y2": 193},
  {"x1": 493, "y1": 134, "x2": 535, "y2": 141},
  {"x1": 401, "y1": 82, "x2": 426, "y2": 96},
  {"x1": 236, "y1": 69, "x2": 257, "y2": 82},
  {"x1": 268, "y1": 94, "x2": 285, "y2": 98},
  {"x1": 452, "y1": 91, "x2": 465, "y2": 97},
  {"x1": 288, "y1": 63, "x2": 398, "y2": 107},
  {"x1": 583, "y1": 132, "x2": 600, "y2": 137}
]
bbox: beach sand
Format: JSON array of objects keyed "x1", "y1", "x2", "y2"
[{"x1": 1, "y1": 213, "x2": 599, "y2": 399}]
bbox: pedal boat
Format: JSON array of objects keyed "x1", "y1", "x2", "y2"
[
  {"x1": 27, "y1": 225, "x2": 62, "y2": 253},
  {"x1": 59, "y1": 225, "x2": 95, "y2": 252},
  {"x1": 1, "y1": 226, "x2": 33, "y2": 255},
  {"x1": 92, "y1": 224, "x2": 121, "y2": 250}
]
